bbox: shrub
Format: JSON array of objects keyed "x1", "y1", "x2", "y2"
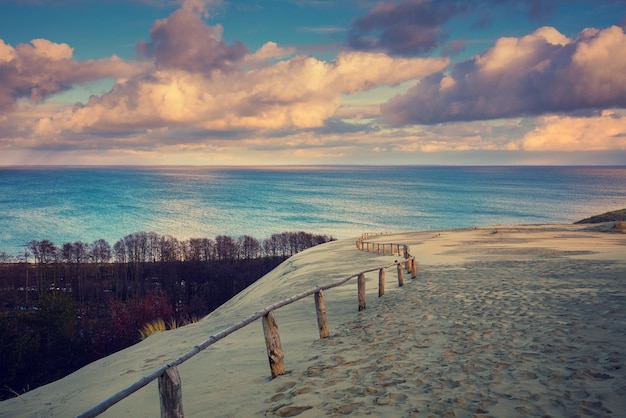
[{"x1": 92, "y1": 290, "x2": 174, "y2": 354}]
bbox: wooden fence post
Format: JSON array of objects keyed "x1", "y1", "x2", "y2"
[
  {"x1": 262, "y1": 311, "x2": 285, "y2": 378},
  {"x1": 411, "y1": 258, "x2": 417, "y2": 279},
  {"x1": 391, "y1": 245, "x2": 395, "y2": 255},
  {"x1": 358, "y1": 273, "x2": 366, "y2": 311},
  {"x1": 397, "y1": 263, "x2": 404, "y2": 287},
  {"x1": 378, "y1": 268, "x2": 385, "y2": 297},
  {"x1": 314, "y1": 290, "x2": 329, "y2": 339},
  {"x1": 158, "y1": 366, "x2": 183, "y2": 418}
]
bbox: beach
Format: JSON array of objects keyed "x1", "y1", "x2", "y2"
[{"x1": 1, "y1": 222, "x2": 625, "y2": 417}]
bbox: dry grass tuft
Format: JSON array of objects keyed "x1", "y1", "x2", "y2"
[
  {"x1": 140, "y1": 316, "x2": 200, "y2": 340},
  {"x1": 612, "y1": 221, "x2": 626, "y2": 233},
  {"x1": 139, "y1": 318, "x2": 166, "y2": 340}
]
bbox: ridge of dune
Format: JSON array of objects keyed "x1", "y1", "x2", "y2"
[{"x1": 1, "y1": 223, "x2": 625, "y2": 417}]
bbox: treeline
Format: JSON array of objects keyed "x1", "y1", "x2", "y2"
[
  {"x1": 1, "y1": 230, "x2": 333, "y2": 304},
  {"x1": 0, "y1": 230, "x2": 334, "y2": 401}
]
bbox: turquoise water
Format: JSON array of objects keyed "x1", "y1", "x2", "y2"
[{"x1": 1, "y1": 166, "x2": 625, "y2": 256}]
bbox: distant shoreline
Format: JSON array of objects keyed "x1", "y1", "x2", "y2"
[
  {"x1": 574, "y1": 208, "x2": 626, "y2": 223},
  {"x1": 2, "y1": 164, "x2": 626, "y2": 169}
]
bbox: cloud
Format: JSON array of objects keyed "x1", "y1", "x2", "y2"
[
  {"x1": 243, "y1": 42, "x2": 296, "y2": 68},
  {"x1": 347, "y1": 0, "x2": 463, "y2": 56},
  {"x1": 35, "y1": 50, "x2": 447, "y2": 135},
  {"x1": 32, "y1": 3, "x2": 449, "y2": 137},
  {"x1": 137, "y1": 7, "x2": 247, "y2": 73},
  {"x1": 0, "y1": 38, "x2": 140, "y2": 112},
  {"x1": 347, "y1": 0, "x2": 626, "y2": 58},
  {"x1": 299, "y1": 26, "x2": 346, "y2": 34},
  {"x1": 381, "y1": 25, "x2": 626, "y2": 125},
  {"x1": 521, "y1": 110, "x2": 626, "y2": 151}
]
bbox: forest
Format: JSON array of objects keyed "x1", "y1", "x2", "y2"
[{"x1": 0, "y1": 230, "x2": 334, "y2": 401}]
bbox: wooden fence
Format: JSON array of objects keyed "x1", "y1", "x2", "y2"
[
  {"x1": 77, "y1": 236, "x2": 416, "y2": 418},
  {"x1": 356, "y1": 235, "x2": 410, "y2": 257}
]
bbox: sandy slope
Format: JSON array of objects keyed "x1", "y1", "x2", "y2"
[{"x1": 1, "y1": 223, "x2": 625, "y2": 417}]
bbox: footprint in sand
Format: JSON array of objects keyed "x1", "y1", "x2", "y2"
[
  {"x1": 330, "y1": 402, "x2": 363, "y2": 415},
  {"x1": 374, "y1": 392, "x2": 408, "y2": 405},
  {"x1": 271, "y1": 405, "x2": 313, "y2": 417}
]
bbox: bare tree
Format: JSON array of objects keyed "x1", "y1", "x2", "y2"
[
  {"x1": 215, "y1": 235, "x2": 238, "y2": 261},
  {"x1": 27, "y1": 239, "x2": 57, "y2": 296},
  {"x1": 158, "y1": 235, "x2": 181, "y2": 263},
  {"x1": 90, "y1": 239, "x2": 111, "y2": 264},
  {"x1": 239, "y1": 235, "x2": 260, "y2": 260}
]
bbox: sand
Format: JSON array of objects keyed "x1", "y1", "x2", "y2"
[{"x1": 1, "y1": 223, "x2": 625, "y2": 417}]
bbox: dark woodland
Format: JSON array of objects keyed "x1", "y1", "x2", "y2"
[{"x1": 0, "y1": 230, "x2": 334, "y2": 401}]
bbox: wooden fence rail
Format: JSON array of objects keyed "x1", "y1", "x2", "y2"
[
  {"x1": 356, "y1": 239, "x2": 409, "y2": 257},
  {"x1": 77, "y1": 241, "x2": 416, "y2": 418},
  {"x1": 356, "y1": 235, "x2": 417, "y2": 280}
]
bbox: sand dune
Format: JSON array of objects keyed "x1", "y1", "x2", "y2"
[{"x1": 1, "y1": 223, "x2": 625, "y2": 417}]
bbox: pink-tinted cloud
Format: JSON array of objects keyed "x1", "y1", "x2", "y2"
[
  {"x1": 33, "y1": 5, "x2": 449, "y2": 136},
  {"x1": 345, "y1": 0, "x2": 567, "y2": 57},
  {"x1": 522, "y1": 111, "x2": 626, "y2": 151},
  {"x1": 137, "y1": 7, "x2": 246, "y2": 73},
  {"x1": 347, "y1": 0, "x2": 463, "y2": 56},
  {"x1": 381, "y1": 25, "x2": 626, "y2": 125},
  {"x1": 243, "y1": 42, "x2": 296, "y2": 68},
  {"x1": 347, "y1": 0, "x2": 624, "y2": 58},
  {"x1": 36, "y1": 49, "x2": 448, "y2": 135},
  {"x1": 0, "y1": 38, "x2": 141, "y2": 112}
]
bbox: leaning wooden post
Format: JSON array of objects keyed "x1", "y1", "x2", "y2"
[
  {"x1": 358, "y1": 273, "x2": 366, "y2": 311},
  {"x1": 411, "y1": 258, "x2": 417, "y2": 279},
  {"x1": 262, "y1": 311, "x2": 285, "y2": 378},
  {"x1": 314, "y1": 289, "x2": 329, "y2": 339},
  {"x1": 397, "y1": 263, "x2": 404, "y2": 287},
  {"x1": 158, "y1": 366, "x2": 183, "y2": 418},
  {"x1": 378, "y1": 268, "x2": 385, "y2": 297}
]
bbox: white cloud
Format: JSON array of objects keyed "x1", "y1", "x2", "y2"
[
  {"x1": 381, "y1": 25, "x2": 626, "y2": 125},
  {"x1": 0, "y1": 38, "x2": 143, "y2": 111},
  {"x1": 35, "y1": 50, "x2": 448, "y2": 134}
]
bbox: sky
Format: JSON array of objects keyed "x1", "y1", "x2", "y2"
[{"x1": 1, "y1": 0, "x2": 626, "y2": 166}]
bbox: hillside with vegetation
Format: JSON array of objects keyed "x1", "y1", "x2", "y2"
[{"x1": 0, "y1": 230, "x2": 334, "y2": 400}]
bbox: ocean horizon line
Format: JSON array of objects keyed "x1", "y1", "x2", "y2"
[{"x1": 2, "y1": 163, "x2": 626, "y2": 170}]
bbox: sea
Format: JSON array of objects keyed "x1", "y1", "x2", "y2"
[{"x1": 1, "y1": 165, "x2": 625, "y2": 257}]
